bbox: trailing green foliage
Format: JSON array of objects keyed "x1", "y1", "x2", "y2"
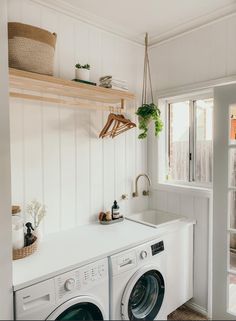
[
  {"x1": 75, "y1": 63, "x2": 90, "y2": 70},
  {"x1": 136, "y1": 103, "x2": 163, "y2": 139}
]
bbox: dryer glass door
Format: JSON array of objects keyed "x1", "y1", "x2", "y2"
[
  {"x1": 53, "y1": 303, "x2": 103, "y2": 320},
  {"x1": 125, "y1": 270, "x2": 165, "y2": 320}
]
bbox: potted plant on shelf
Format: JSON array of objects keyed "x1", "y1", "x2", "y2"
[
  {"x1": 137, "y1": 33, "x2": 163, "y2": 139},
  {"x1": 75, "y1": 63, "x2": 90, "y2": 81},
  {"x1": 136, "y1": 103, "x2": 163, "y2": 139}
]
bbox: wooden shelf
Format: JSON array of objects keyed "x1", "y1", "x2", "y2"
[{"x1": 9, "y1": 68, "x2": 135, "y2": 111}]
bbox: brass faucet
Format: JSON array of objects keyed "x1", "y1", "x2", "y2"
[{"x1": 132, "y1": 174, "x2": 151, "y2": 197}]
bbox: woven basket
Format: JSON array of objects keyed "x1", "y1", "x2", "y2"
[
  {"x1": 13, "y1": 236, "x2": 38, "y2": 260},
  {"x1": 8, "y1": 22, "x2": 57, "y2": 76}
]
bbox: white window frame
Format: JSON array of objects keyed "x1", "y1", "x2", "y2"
[{"x1": 157, "y1": 90, "x2": 213, "y2": 189}]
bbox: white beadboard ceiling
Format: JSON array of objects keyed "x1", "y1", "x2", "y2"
[{"x1": 34, "y1": 0, "x2": 236, "y2": 44}]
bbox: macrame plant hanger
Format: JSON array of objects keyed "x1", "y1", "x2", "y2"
[
  {"x1": 142, "y1": 33, "x2": 154, "y2": 106},
  {"x1": 137, "y1": 33, "x2": 163, "y2": 139}
]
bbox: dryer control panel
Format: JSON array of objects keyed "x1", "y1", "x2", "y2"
[{"x1": 55, "y1": 260, "x2": 107, "y2": 301}]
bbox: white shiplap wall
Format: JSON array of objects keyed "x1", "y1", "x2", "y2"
[{"x1": 8, "y1": 0, "x2": 149, "y2": 235}]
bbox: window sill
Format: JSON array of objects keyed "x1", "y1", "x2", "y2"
[{"x1": 155, "y1": 182, "x2": 212, "y2": 198}]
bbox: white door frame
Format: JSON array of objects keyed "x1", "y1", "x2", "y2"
[
  {"x1": 0, "y1": 0, "x2": 13, "y2": 319},
  {"x1": 213, "y1": 84, "x2": 236, "y2": 320}
]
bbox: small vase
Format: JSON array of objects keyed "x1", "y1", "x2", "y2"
[
  {"x1": 75, "y1": 68, "x2": 90, "y2": 81},
  {"x1": 34, "y1": 226, "x2": 43, "y2": 243}
]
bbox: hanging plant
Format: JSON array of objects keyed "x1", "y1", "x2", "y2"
[
  {"x1": 136, "y1": 103, "x2": 163, "y2": 139},
  {"x1": 137, "y1": 33, "x2": 163, "y2": 139}
]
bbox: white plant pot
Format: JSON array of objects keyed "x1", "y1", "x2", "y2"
[
  {"x1": 34, "y1": 226, "x2": 43, "y2": 243},
  {"x1": 75, "y1": 68, "x2": 90, "y2": 81}
]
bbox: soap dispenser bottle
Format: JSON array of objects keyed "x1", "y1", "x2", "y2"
[
  {"x1": 25, "y1": 222, "x2": 35, "y2": 246},
  {"x1": 112, "y1": 200, "x2": 120, "y2": 220}
]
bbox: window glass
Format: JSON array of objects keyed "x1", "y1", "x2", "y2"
[
  {"x1": 229, "y1": 191, "x2": 236, "y2": 230},
  {"x1": 229, "y1": 149, "x2": 236, "y2": 187},
  {"x1": 166, "y1": 97, "x2": 213, "y2": 185},
  {"x1": 229, "y1": 273, "x2": 236, "y2": 316},
  {"x1": 230, "y1": 231, "x2": 236, "y2": 273},
  {"x1": 168, "y1": 101, "x2": 190, "y2": 182},
  {"x1": 230, "y1": 105, "x2": 236, "y2": 144},
  {"x1": 194, "y1": 99, "x2": 213, "y2": 183}
]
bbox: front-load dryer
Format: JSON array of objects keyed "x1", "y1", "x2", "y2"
[
  {"x1": 14, "y1": 258, "x2": 109, "y2": 320},
  {"x1": 109, "y1": 239, "x2": 167, "y2": 320}
]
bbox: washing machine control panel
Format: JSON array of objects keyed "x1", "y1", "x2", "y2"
[
  {"x1": 151, "y1": 241, "x2": 164, "y2": 256},
  {"x1": 82, "y1": 263, "x2": 106, "y2": 285},
  {"x1": 110, "y1": 239, "x2": 166, "y2": 276},
  {"x1": 55, "y1": 259, "x2": 108, "y2": 301},
  {"x1": 64, "y1": 278, "x2": 76, "y2": 291},
  {"x1": 140, "y1": 250, "x2": 148, "y2": 260},
  {"x1": 115, "y1": 251, "x2": 137, "y2": 274}
]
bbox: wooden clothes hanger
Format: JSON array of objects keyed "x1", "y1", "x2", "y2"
[
  {"x1": 99, "y1": 113, "x2": 122, "y2": 138},
  {"x1": 99, "y1": 108, "x2": 136, "y2": 139},
  {"x1": 110, "y1": 116, "x2": 136, "y2": 138},
  {"x1": 99, "y1": 113, "x2": 115, "y2": 138}
]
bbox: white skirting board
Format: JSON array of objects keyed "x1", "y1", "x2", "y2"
[{"x1": 185, "y1": 300, "x2": 209, "y2": 318}]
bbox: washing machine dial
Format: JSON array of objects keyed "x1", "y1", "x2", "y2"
[
  {"x1": 64, "y1": 278, "x2": 76, "y2": 291},
  {"x1": 140, "y1": 250, "x2": 148, "y2": 260}
]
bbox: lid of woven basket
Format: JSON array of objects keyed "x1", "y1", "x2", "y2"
[{"x1": 12, "y1": 206, "x2": 21, "y2": 215}]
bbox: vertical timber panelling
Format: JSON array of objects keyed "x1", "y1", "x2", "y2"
[
  {"x1": 8, "y1": 0, "x2": 147, "y2": 234},
  {"x1": 41, "y1": 5, "x2": 61, "y2": 233}
]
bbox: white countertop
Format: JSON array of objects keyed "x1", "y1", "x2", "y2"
[{"x1": 13, "y1": 219, "x2": 194, "y2": 291}]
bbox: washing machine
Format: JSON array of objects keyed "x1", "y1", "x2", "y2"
[
  {"x1": 14, "y1": 258, "x2": 109, "y2": 320},
  {"x1": 109, "y1": 239, "x2": 167, "y2": 320}
]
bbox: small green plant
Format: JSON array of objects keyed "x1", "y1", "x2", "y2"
[
  {"x1": 136, "y1": 103, "x2": 163, "y2": 139},
  {"x1": 75, "y1": 63, "x2": 90, "y2": 70}
]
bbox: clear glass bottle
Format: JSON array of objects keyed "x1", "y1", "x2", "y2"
[{"x1": 12, "y1": 214, "x2": 24, "y2": 250}]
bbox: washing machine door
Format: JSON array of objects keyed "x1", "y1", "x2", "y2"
[
  {"x1": 121, "y1": 266, "x2": 165, "y2": 320},
  {"x1": 47, "y1": 296, "x2": 105, "y2": 320}
]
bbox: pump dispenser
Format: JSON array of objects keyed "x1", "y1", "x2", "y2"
[
  {"x1": 112, "y1": 200, "x2": 120, "y2": 220},
  {"x1": 25, "y1": 222, "x2": 35, "y2": 246}
]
